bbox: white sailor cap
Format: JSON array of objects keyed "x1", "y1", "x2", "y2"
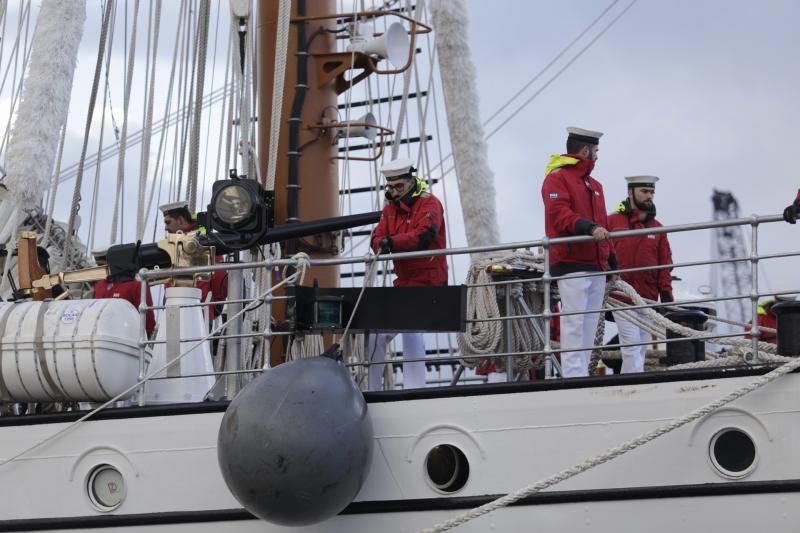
[
  {"x1": 566, "y1": 127, "x2": 603, "y2": 145},
  {"x1": 625, "y1": 175, "x2": 659, "y2": 188},
  {"x1": 91, "y1": 246, "x2": 109, "y2": 259},
  {"x1": 160, "y1": 200, "x2": 189, "y2": 215},
  {"x1": 380, "y1": 157, "x2": 416, "y2": 179}
]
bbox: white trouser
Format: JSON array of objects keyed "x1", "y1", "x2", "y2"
[
  {"x1": 557, "y1": 274, "x2": 606, "y2": 378},
  {"x1": 367, "y1": 332, "x2": 426, "y2": 390},
  {"x1": 613, "y1": 309, "x2": 651, "y2": 373}
]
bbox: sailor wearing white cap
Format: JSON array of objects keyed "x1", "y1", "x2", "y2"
[
  {"x1": 91, "y1": 246, "x2": 109, "y2": 265},
  {"x1": 160, "y1": 200, "x2": 195, "y2": 233},
  {"x1": 159, "y1": 200, "x2": 228, "y2": 321},
  {"x1": 367, "y1": 157, "x2": 448, "y2": 390},
  {"x1": 607, "y1": 175, "x2": 674, "y2": 373},
  {"x1": 380, "y1": 157, "x2": 417, "y2": 179},
  {"x1": 542, "y1": 127, "x2": 618, "y2": 378},
  {"x1": 566, "y1": 126, "x2": 603, "y2": 146}
]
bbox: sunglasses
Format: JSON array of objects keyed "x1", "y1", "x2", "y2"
[{"x1": 385, "y1": 182, "x2": 408, "y2": 192}]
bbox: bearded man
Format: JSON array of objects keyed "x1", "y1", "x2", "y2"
[{"x1": 607, "y1": 175, "x2": 674, "y2": 373}]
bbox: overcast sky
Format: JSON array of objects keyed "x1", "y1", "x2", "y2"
[
  {"x1": 461, "y1": 0, "x2": 800, "y2": 297},
  {"x1": 2, "y1": 0, "x2": 799, "y2": 305}
]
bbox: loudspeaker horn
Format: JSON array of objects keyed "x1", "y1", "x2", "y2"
[
  {"x1": 348, "y1": 22, "x2": 409, "y2": 69},
  {"x1": 335, "y1": 112, "x2": 378, "y2": 141}
]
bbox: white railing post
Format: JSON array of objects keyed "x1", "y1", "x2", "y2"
[
  {"x1": 542, "y1": 238, "x2": 553, "y2": 379},
  {"x1": 262, "y1": 258, "x2": 273, "y2": 368},
  {"x1": 137, "y1": 270, "x2": 148, "y2": 406},
  {"x1": 750, "y1": 216, "x2": 760, "y2": 358},
  {"x1": 504, "y1": 283, "x2": 514, "y2": 382}
]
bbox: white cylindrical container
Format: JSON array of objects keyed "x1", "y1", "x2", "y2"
[
  {"x1": 144, "y1": 287, "x2": 215, "y2": 404},
  {"x1": 0, "y1": 299, "x2": 144, "y2": 402}
]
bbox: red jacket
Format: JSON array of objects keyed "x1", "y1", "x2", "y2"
[
  {"x1": 94, "y1": 279, "x2": 156, "y2": 336},
  {"x1": 541, "y1": 154, "x2": 616, "y2": 276},
  {"x1": 745, "y1": 304, "x2": 777, "y2": 343},
  {"x1": 607, "y1": 206, "x2": 673, "y2": 301},
  {"x1": 371, "y1": 188, "x2": 448, "y2": 287}
]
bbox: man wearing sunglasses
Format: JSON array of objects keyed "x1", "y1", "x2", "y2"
[{"x1": 368, "y1": 157, "x2": 448, "y2": 390}]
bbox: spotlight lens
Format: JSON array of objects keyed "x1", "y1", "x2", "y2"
[{"x1": 215, "y1": 184, "x2": 252, "y2": 225}]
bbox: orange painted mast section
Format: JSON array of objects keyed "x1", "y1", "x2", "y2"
[{"x1": 257, "y1": 0, "x2": 339, "y2": 364}]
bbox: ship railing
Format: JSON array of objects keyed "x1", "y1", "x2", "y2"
[{"x1": 134, "y1": 212, "x2": 796, "y2": 396}]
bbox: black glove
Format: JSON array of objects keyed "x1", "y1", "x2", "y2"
[
  {"x1": 379, "y1": 236, "x2": 393, "y2": 254},
  {"x1": 783, "y1": 202, "x2": 799, "y2": 224},
  {"x1": 659, "y1": 291, "x2": 674, "y2": 303}
]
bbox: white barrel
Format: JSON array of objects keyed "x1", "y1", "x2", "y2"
[
  {"x1": 0, "y1": 299, "x2": 145, "y2": 402},
  {"x1": 145, "y1": 287, "x2": 215, "y2": 404}
]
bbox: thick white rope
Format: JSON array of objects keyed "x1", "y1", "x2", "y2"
[
  {"x1": 264, "y1": 0, "x2": 291, "y2": 191},
  {"x1": 431, "y1": 0, "x2": 639, "y2": 183},
  {"x1": 457, "y1": 265, "x2": 502, "y2": 365},
  {"x1": 612, "y1": 280, "x2": 776, "y2": 353},
  {"x1": 428, "y1": 0, "x2": 499, "y2": 251},
  {"x1": 423, "y1": 353, "x2": 800, "y2": 532},
  {"x1": 5, "y1": 0, "x2": 85, "y2": 246},
  {"x1": 0, "y1": 251, "x2": 312, "y2": 468},
  {"x1": 458, "y1": 252, "x2": 545, "y2": 367}
]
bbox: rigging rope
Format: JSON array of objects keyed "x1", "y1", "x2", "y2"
[
  {"x1": 431, "y1": 0, "x2": 639, "y2": 183},
  {"x1": 186, "y1": 0, "x2": 210, "y2": 212},
  {"x1": 86, "y1": 1, "x2": 118, "y2": 256},
  {"x1": 136, "y1": 0, "x2": 162, "y2": 241},
  {"x1": 41, "y1": 125, "x2": 67, "y2": 249},
  {"x1": 107, "y1": 0, "x2": 141, "y2": 245},
  {"x1": 145, "y1": 0, "x2": 190, "y2": 241},
  {"x1": 199, "y1": 0, "x2": 224, "y2": 209}
]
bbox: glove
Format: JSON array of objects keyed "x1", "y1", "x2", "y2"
[
  {"x1": 659, "y1": 291, "x2": 674, "y2": 303},
  {"x1": 379, "y1": 236, "x2": 393, "y2": 254},
  {"x1": 783, "y1": 202, "x2": 799, "y2": 224}
]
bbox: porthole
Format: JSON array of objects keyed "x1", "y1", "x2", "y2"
[
  {"x1": 86, "y1": 464, "x2": 126, "y2": 511},
  {"x1": 424, "y1": 444, "x2": 469, "y2": 493},
  {"x1": 709, "y1": 428, "x2": 757, "y2": 479}
]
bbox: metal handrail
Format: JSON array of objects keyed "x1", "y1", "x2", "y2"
[{"x1": 134, "y1": 211, "x2": 792, "y2": 393}]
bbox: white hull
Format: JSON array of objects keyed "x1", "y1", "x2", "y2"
[
  {"x1": 1, "y1": 367, "x2": 799, "y2": 531},
  {"x1": 14, "y1": 494, "x2": 800, "y2": 533}
]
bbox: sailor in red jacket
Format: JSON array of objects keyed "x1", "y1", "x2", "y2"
[
  {"x1": 542, "y1": 127, "x2": 617, "y2": 378},
  {"x1": 160, "y1": 201, "x2": 228, "y2": 320},
  {"x1": 607, "y1": 175, "x2": 673, "y2": 373},
  {"x1": 368, "y1": 158, "x2": 447, "y2": 390},
  {"x1": 782, "y1": 190, "x2": 800, "y2": 223},
  {"x1": 92, "y1": 248, "x2": 156, "y2": 337}
]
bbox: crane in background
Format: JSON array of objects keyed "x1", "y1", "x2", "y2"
[{"x1": 710, "y1": 190, "x2": 751, "y2": 326}]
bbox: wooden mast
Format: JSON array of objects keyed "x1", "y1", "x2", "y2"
[{"x1": 257, "y1": 0, "x2": 339, "y2": 364}]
